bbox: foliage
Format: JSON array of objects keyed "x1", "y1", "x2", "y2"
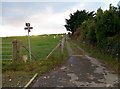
[
  {"x1": 95, "y1": 7, "x2": 120, "y2": 43},
  {"x1": 94, "y1": 8, "x2": 105, "y2": 43},
  {"x1": 80, "y1": 19, "x2": 96, "y2": 43},
  {"x1": 86, "y1": 20, "x2": 96, "y2": 43},
  {"x1": 65, "y1": 2, "x2": 120, "y2": 59},
  {"x1": 64, "y1": 10, "x2": 95, "y2": 34}
]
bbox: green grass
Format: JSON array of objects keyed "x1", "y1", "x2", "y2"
[
  {"x1": 2, "y1": 34, "x2": 68, "y2": 87},
  {"x1": 2, "y1": 34, "x2": 62, "y2": 60}
]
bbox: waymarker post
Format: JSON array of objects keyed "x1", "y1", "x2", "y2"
[{"x1": 24, "y1": 23, "x2": 33, "y2": 60}]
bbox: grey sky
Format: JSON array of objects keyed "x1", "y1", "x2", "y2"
[{"x1": 0, "y1": 0, "x2": 120, "y2": 37}]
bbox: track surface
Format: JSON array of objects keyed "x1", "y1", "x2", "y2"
[{"x1": 32, "y1": 39, "x2": 118, "y2": 87}]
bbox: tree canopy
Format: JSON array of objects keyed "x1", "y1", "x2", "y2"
[{"x1": 64, "y1": 10, "x2": 95, "y2": 34}]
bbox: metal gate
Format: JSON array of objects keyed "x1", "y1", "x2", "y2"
[{"x1": 0, "y1": 42, "x2": 12, "y2": 60}]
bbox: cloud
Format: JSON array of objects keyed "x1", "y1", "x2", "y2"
[
  {"x1": 1, "y1": 1, "x2": 116, "y2": 37},
  {"x1": 25, "y1": 6, "x2": 68, "y2": 35},
  {"x1": 2, "y1": 2, "x2": 74, "y2": 27},
  {"x1": 0, "y1": 25, "x2": 27, "y2": 37},
  {"x1": 67, "y1": 2, "x2": 108, "y2": 12},
  {"x1": 102, "y1": 0, "x2": 119, "y2": 7},
  {"x1": 1, "y1": 4, "x2": 69, "y2": 37},
  {"x1": 1, "y1": 0, "x2": 104, "y2": 3}
]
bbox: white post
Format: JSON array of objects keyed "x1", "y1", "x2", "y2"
[
  {"x1": 28, "y1": 30, "x2": 32, "y2": 60},
  {"x1": 24, "y1": 23, "x2": 33, "y2": 61}
]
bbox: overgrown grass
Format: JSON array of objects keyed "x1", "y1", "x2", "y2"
[
  {"x1": 79, "y1": 42, "x2": 118, "y2": 72},
  {"x1": 68, "y1": 40, "x2": 79, "y2": 55},
  {"x1": 2, "y1": 34, "x2": 68, "y2": 87},
  {"x1": 67, "y1": 39, "x2": 84, "y2": 56}
]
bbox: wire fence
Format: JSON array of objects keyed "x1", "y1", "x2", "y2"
[
  {"x1": 0, "y1": 37, "x2": 65, "y2": 61},
  {"x1": 0, "y1": 42, "x2": 12, "y2": 60}
]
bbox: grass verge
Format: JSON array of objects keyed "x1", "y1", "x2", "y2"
[{"x1": 78, "y1": 42, "x2": 118, "y2": 72}]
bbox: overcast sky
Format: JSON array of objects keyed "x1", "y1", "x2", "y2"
[{"x1": 0, "y1": 0, "x2": 119, "y2": 37}]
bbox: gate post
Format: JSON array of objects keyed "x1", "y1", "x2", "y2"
[
  {"x1": 60, "y1": 38, "x2": 64, "y2": 59},
  {"x1": 18, "y1": 40, "x2": 22, "y2": 60},
  {"x1": 61, "y1": 38, "x2": 64, "y2": 54},
  {"x1": 12, "y1": 39, "x2": 18, "y2": 62}
]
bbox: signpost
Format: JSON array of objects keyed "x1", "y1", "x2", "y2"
[{"x1": 24, "y1": 23, "x2": 33, "y2": 60}]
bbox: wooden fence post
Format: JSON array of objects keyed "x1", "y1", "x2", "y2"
[
  {"x1": 12, "y1": 39, "x2": 18, "y2": 62},
  {"x1": 12, "y1": 39, "x2": 23, "y2": 62},
  {"x1": 18, "y1": 40, "x2": 22, "y2": 60},
  {"x1": 60, "y1": 38, "x2": 64, "y2": 59},
  {"x1": 61, "y1": 38, "x2": 64, "y2": 54}
]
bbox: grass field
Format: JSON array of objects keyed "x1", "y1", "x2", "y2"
[
  {"x1": 2, "y1": 34, "x2": 63, "y2": 60},
  {"x1": 2, "y1": 34, "x2": 68, "y2": 87}
]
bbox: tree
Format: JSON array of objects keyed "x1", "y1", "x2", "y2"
[
  {"x1": 95, "y1": 8, "x2": 104, "y2": 43},
  {"x1": 95, "y1": 4, "x2": 120, "y2": 45},
  {"x1": 86, "y1": 20, "x2": 96, "y2": 43},
  {"x1": 64, "y1": 10, "x2": 95, "y2": 34}
]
